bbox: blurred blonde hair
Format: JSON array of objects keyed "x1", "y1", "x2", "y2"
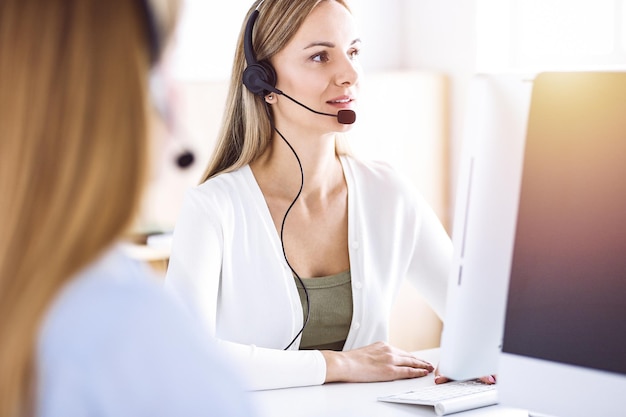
[
  {"x1": 201, "y1": 0, "x2": 352, "y2": 182},
  {"x1": 0, "y1": 0, "x2": 178, "y2": 415}
]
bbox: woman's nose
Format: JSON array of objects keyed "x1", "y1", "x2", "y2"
[{"x1": 335, "y1": 55, "x2": 360, "y2": 87}]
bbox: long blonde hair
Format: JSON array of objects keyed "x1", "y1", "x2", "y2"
[
  {"x1": 0, "y1": 0, "x2": 177, "y2": 415},
  {"x1": 201, "y1": 0, "x2": 352, "y2": 182}
]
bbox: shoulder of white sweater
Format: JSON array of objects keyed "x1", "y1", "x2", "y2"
[{"x1": 341, "y1": 155, "x2": 425, "y2": 203}]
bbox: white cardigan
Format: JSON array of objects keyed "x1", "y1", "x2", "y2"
[{"x1": 165, "y1": 155, "x2": 452, "y2": 390}]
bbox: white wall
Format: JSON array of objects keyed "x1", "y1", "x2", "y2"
[
  {"x1": 402, "y1": 0, "x2": 477, "y2": 227},
  {"x1": 353, "y1": 0, "x2": 479, "y2": 226}
]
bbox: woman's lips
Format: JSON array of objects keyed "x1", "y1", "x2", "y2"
[{"x1": 326, "y1": 96, "x2": 354, "y2": 109}]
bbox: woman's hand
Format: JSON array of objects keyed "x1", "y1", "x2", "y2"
[
  {"x1": 433, "y1": 366, "x2": 496, "y2": 385},
  {"x1": 321, "y1": 341, "x2": 434, "y2": 383}
]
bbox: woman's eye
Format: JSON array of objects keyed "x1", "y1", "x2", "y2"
[
  {"x1": 311, "y1": 51, "x2": 329, "y2": 63},
  {"x1": 349, "y1": 48, "x2": 360, "y2": 60}
]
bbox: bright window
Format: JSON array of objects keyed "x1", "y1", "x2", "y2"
[{"x1": 477, "y1": 0, "x2": 623, "y2": 73}]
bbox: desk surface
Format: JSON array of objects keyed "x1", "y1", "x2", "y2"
[{"x1": 250, "y1": 349, "x2": 529, "y2": 417}]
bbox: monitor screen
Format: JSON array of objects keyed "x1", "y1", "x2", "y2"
[
  {"x1": 498, "y1": 71, "x2": 626, "y2": 417},
  {"x1": 438, "y1": 74, "x2": 533, "y2": 381}
]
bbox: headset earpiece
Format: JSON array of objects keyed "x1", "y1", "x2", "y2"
[
  {"x1": 139, "y1": 0, "x2": 162, "y2": 67},
  {"x1": 242, "y1": 9, "x2": 278, "y2": 96},
  {"x1": 242, "y1": 62, "x2": 277, "y2": 96}
]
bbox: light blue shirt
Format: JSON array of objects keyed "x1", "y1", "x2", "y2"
[{"x1": 37, "y1": 245, "x2": 258, "y2": 417}]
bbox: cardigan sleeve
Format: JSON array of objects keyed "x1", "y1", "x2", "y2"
[
  {"x1": 406, "y1": 191, "x2": 453, "y2": 320},
  {"x1": 164, "y1": 188, "x2": 327, "y2": 391},
  {"x1": 165, "y1": 188, "x2": 223, "y2": 335},
  {"x1": 217, "y1": 340, "x2": 327, "y2": 390}
]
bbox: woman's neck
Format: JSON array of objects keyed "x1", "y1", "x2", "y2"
[{"x1": 250, "y1": 128, "x2": 344, "y2": 202}]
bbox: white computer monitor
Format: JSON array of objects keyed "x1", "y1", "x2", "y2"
[
  {"x1": 498, "y1": 71, "x2": 626, "y2": 417},
  {"x1": 438, "y1": 73, "x2": 533, "y2": 380}
]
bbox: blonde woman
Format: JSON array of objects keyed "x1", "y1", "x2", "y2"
[
  {"x1": 0, "y1": 0, "x2": 257, "y2": 416},
  {"x1": 166, "y1": 0, "x2": 452, "y2": 390}
]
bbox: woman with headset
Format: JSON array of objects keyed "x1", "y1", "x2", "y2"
[
  {"x1": 166, "y1": 0, "x2": 452, "y2": 390},
  {"x1": 0, "y1": 0, "x2": 258, "y2": 415}
]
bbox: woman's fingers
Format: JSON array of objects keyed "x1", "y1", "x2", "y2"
[
  {"x1": 434, "y1": 365, "x2": 497, "y2": 385},
  {"x1": 378, "y1": 342, "x2": 435, "y2": 373},
  {"x1": 323, "y1": 341, "x2": 435, "y2": 383},
  {"x1": 434, "y1": 370, "x2": 451, "y2": 384},
  {"x1": 393, "y1": 351, "x2": 434, "y2": 370},
  {"x1": 478, "y1": 375, "x2": 497, "y2": 384}
]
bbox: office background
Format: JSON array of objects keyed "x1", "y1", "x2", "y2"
[{"x1": 136, "y1": 0, "x2": 626, "y2": 351}]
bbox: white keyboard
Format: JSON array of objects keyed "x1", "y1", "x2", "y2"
[{"x1": 378, "y1": 380, "x2": 498, "y2": 416}]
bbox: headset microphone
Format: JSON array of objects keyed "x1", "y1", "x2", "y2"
[
  {"x1": 149, "y1": 71, "x2": 196, "y2": 169},
  {"x1": 269, "y1": 86, "x2": 357, "y2": 125},
  {"x1": 337, "y1": 109, "x2": 357, "y2": 125},
  {"x1": 175, "y1": 148, "x2": 195, "y2": 168}
]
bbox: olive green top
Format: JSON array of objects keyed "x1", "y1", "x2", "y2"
[{"x1": 295, "y1": 270, "x2": 353, "y2": 351}]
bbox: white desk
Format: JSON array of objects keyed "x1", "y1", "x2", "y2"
[{"x1": 250, "y1": 349, "x2": 529, "y2": 417}]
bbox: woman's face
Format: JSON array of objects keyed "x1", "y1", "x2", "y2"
[{"x1": 269, "y1": 1, "x2": 361, "y2": 133}]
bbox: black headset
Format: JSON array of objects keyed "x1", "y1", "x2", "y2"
[
  {"x1": 241, "y1": 2, "x2": 357, "y2": 125},
  {"x1": 241, "y1": 2, "x2": 312, "y2": 351},
  {"x1": 242, "y1": 4, "x2": 279, "y2": 97},
  {"x1": 140, "y1": 0, "x2": 195, "y2": 168},
  {"x1": 139, "y1": 0, "x2": 162, "y2": 67}
]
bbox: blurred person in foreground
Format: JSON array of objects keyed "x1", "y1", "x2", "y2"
[{"x1": 0, "y1": 0, "x2": 258, "y2": 416}]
